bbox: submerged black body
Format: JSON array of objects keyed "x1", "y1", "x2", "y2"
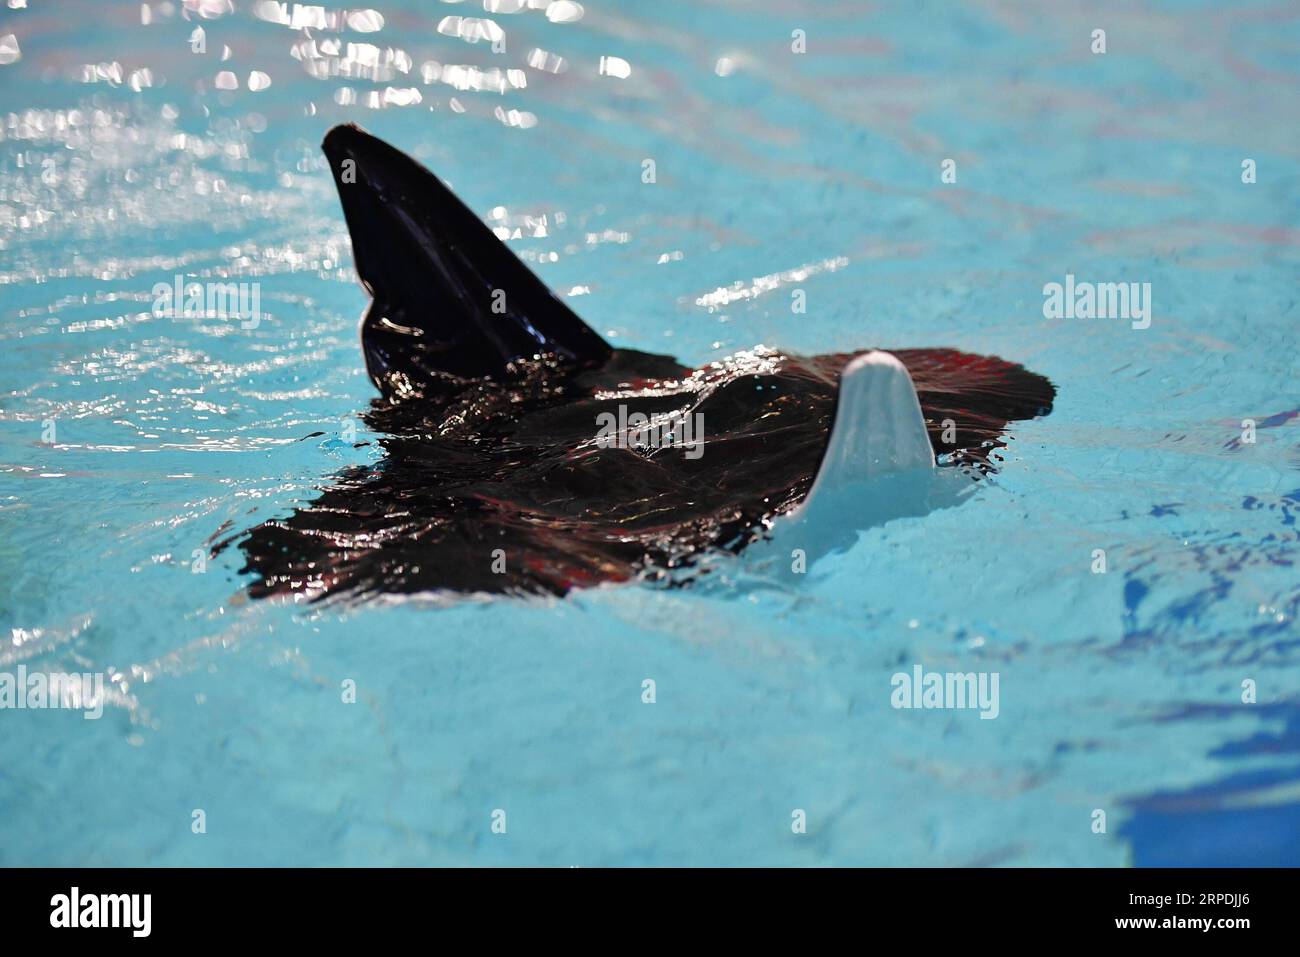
[{"x1": 223, "y1": 126, "x2": 1055, "y2": 602}]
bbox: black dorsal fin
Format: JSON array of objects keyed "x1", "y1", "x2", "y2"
[{"x1": 322, "y1": 124, "x2": 611, "y2": 398}]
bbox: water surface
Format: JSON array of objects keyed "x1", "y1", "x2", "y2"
[{"x1": 1, "y1": 0, "x2": 1297, "y2": 865}]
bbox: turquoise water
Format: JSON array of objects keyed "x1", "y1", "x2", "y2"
[{"x1": 2, "y1": 0, "x2": 1297, "y2": 866}]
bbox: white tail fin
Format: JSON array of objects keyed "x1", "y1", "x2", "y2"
[
  {"x1": 759, "y1": 351, "x2": 939, "y2": 575},
  {"x1": 798, "y1": 350, "x2": 933, "y2": 511}
]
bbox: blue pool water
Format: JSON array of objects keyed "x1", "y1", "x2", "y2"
[{"x1": 1, "y1": 0, "x2": 1297, "y2": 866}]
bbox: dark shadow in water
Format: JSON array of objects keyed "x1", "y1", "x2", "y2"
[
  {"x1": 215, "y1": 127, "x2": 1056, "y2": 605},
  {"x1": 1120, "y1": 701, "x2": 1300, "y2": 867},
  {"x1": 213, "y1": 347, "x2": 1053, "y2": 604}
]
